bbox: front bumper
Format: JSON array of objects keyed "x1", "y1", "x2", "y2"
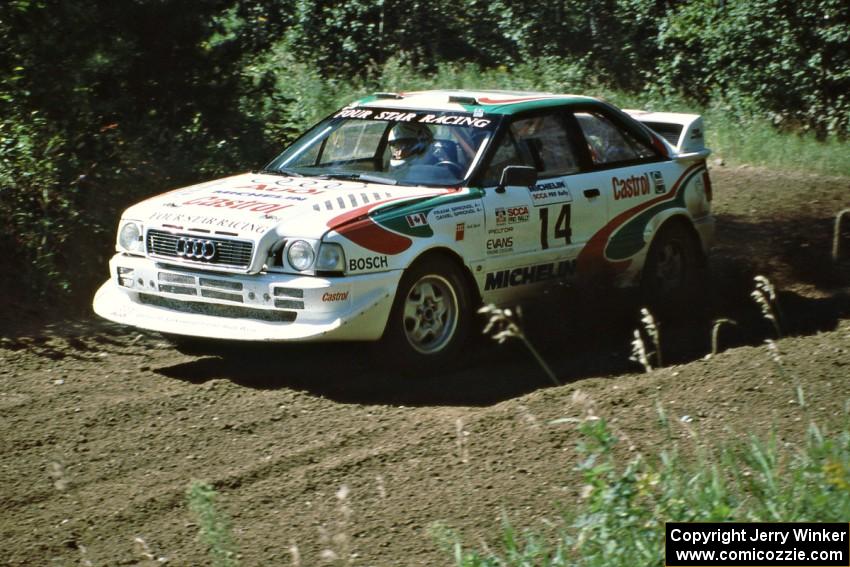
[{"x1": 93, "y1": 254, "x2": 401, "y2": 341}]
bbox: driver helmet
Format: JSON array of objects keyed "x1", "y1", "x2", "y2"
[{"x1": 388, "y1": 122, "x2": 433, "y2": 168}]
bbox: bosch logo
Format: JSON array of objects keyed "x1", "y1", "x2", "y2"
[{"x1": 175, "y1": 237, "x2": 217, "y2": 260}]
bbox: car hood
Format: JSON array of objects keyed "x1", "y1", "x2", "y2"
[{"x1": 124, "y1": 172, "x2": 454, "y2": 241}]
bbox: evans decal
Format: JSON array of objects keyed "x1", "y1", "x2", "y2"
[
  {"x1": 484, "y1": 260, "x2": 576, "y2": 291},
  {"x1": 486, "y1": 236, "x2": 513, "y2": 254},
  {"x1": 322, "y1": 291, "x2": 349, "y2": 302},
  {"x1": 349, "y1": 255, "x2": 389, "y2": 272},
  {"x1": 612, "y1": 174, "x2": 650, "y2": 200},
  {"x1": 530, "y1": 181, "x2": 572, "y2": 207}
]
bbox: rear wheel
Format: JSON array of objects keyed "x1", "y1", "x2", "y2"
[
  {"x1": 379, "y1": 256, "x2": 473, "y2": 370},
  {"x1": 641, "y1": 223, "x2": 703, "y2": 314}
]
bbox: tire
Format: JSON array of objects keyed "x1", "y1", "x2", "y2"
[
  {"x1": 640, "y1": 223, "x2": 704, "y2": 315},
  {"x1": 378, "y1": 255, "x2": 473, "y2": 369}
]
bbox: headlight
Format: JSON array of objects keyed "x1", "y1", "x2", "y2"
[
  {"x1": 118, "y1": 221, "x2": 144, "y2": 254},
  {"x1": 287, "y1": 240, "x2": 315, "y2": 271},
  {"x1": 316, "y1": 243, "x2": 346, "y2": 272}
]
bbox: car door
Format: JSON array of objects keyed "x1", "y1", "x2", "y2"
[
  {"x1": 477, "y1": 110, "x2": 607, "y2": 302},
  {"x1": 568, "y1": 108, "x2": 675, "y2": 283}
]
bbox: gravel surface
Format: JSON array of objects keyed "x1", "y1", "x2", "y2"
[{"x1": 1, "y1": 166, "x2": 849, "y2": 566}]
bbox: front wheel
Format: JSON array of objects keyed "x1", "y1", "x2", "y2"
[{"x1": 379, "y1": 256, "x2": 473, "y2": 370}]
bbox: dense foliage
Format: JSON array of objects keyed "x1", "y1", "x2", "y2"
[{"x1": 1, "y1": 0, "x2": 848, "y2": 306}]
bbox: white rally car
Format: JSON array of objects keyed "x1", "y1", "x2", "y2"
[{"x1": 94, "y1": 90, "x2": 714, "y2": 364}]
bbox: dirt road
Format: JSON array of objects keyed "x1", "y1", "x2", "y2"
[{"x1": 2, "y1": 167, "x2": 849, "y2": 566}]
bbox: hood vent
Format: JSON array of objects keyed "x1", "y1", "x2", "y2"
[{"x1": 312, "y1": 191, "x2": 393, "y2": 212}]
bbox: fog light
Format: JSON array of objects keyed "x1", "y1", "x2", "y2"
[{"x1": 117, "y1": 267, "x2": 135, "y2": 288}]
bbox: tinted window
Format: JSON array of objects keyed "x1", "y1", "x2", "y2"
[
  {"x1": 482, "y1": 113, "x2": 579, "y2": 184},
  {"x1": 575, "y1": 111, "x2": 656, "y2": 166}
]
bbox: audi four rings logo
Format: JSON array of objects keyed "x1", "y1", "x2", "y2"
[{"x1": 175, "y1": 237, "x2": 217, "y2": 260}]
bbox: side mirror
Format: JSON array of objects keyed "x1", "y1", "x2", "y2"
[{"x1": 496, "y1": 165, "x2": 537, "y2": 194}]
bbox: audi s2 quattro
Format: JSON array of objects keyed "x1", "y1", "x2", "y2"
[{"x1": 93, "y1": 90, "x2": 714, "y2": 364}]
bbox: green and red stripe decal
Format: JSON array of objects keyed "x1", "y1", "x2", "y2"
[{"x1": 577, "y1": 162, "x2": 706, "y2": 278}]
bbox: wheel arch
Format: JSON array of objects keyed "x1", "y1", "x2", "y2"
[
  {"x1": 648, "y1": 212, "x2": 706, "y2": 266},
  {"x1": 374, "y1": 245, "x2": 478, "y2": 365},
  {"x1": 406, "y1": 246, "x2": 482, "y2": 305}
]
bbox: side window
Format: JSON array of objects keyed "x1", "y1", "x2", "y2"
[
  {"x1": 481, "y1": 132, "x2": 526, "y2": 184},
  {"x1": 481, "y1": 113, "x2": 579, "y2": 184},
  {"x1": 575, "y1": 112, "x2": 656, "y2": 166}
]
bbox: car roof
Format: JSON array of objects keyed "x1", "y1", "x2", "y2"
[{"x1": 354, "y1": 89, "x2": 605, "y2": 115}]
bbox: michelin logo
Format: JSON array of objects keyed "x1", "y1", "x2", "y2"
[{"x1": 484, "y1": 260, "x2": 576, "y2": 290}]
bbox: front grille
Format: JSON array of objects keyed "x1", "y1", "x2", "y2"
[
  {"x1": 139, "y1": 294, "x2": 297, "y2": 323},
  {"x1": 147, "y1": 229, "x2": 254, "y2": 270},
  {"x1": 157, "y1": 272, "x2": 246, "y2": 303}
]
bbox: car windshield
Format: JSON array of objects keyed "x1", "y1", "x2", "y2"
[{"x1": 263, "y1": 107, "x2": 499, "y2": 187}]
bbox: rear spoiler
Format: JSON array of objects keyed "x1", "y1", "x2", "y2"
[{"x1": 624, "y1": 109, "x2": 711, "y2": 160}]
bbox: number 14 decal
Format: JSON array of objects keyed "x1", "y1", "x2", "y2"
[{"x1": 539, "y1": 204, "x2": 572, "y2": 249}]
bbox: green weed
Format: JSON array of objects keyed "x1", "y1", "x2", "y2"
[
  {"x1": 187, "y1": 481, "x2": 239, "y2": 567},
  {"x1": 448, "y1": 416, "x2": 850, "y2": 566}
]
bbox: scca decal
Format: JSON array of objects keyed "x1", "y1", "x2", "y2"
[
  {"x1": 349, "y1": 255, "x2": 389, "y2": 271},
  {"x1": 496, "y1": 206, "x2": 529, "y2": 225},
  {"x1": 484, "y1": 260, "x2": 576, "y2": 290}
]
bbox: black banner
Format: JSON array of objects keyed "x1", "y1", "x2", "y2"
[{"x1": 666, "y1": 523, "x2": 849, "y2": 566}]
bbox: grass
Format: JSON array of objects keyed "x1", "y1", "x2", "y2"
[
  {"x1": 705, "y1": 109, "x2": 850, "y2": 177},
  {"x1": 446, "y1": 276, "x2": 846, "y2": 566},
  {"x1": 444, "y1": 412, "x2": 850, "y2": 567}
]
